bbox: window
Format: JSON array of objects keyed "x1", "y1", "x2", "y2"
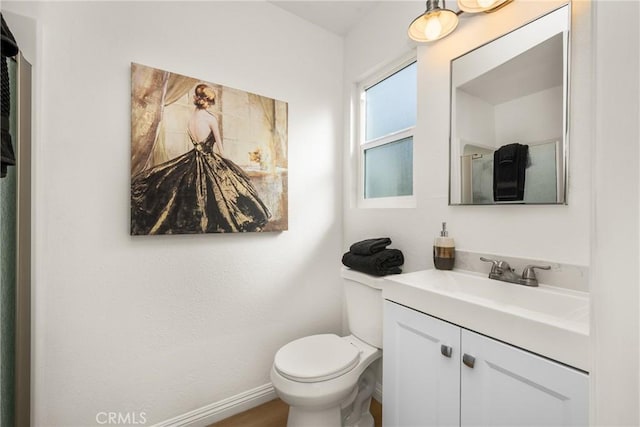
[{"x1": 358, "y1": 57, "x2": 417, "y2": 207}]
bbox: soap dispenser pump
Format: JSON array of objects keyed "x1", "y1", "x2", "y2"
[{"x1": 433, "y1": 222, "x2": 455, "y2": 270}]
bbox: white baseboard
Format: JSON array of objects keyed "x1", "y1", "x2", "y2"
[
  {"x1": 154, "y1": 381, "x2": 383, "y2": 426},
  {"x1": 153, "y1": 383, "x2": 277, "y2": 427}
]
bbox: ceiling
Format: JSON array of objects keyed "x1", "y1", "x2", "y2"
[{"x1": 270, "y1": 1, "x2": 382, "y2": 36}]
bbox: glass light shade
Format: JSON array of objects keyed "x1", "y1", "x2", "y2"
[
  {"x1": 408, "y1": 8, "x2": 459, "y2": 42},
  {"x1": 457, "y1": 0, "x2": 511, "y2": 13}
]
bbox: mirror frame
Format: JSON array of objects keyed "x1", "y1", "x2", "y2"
[{"x1": 448, "y1": 4, "x2": 571, "y2": 206}]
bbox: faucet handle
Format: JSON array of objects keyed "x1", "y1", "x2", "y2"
[
  {"x1": 480, "y1": 257, "x2": 499, "y2": 272},
  {"x1": 480, "y1": 257, "x2": 510, "y2": 272},
  {"x1": 522, "y1": 264, "x2": 551, "y2": 278},
  {"x1": 520, "y1": 265, "x2": 551, "y2": 286},
  {"x1": 480, "y1": 257, "x2": 512, "y2": 278}
]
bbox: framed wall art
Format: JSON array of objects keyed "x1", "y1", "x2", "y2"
[{"x1": 130, "y1": 63, "x2": 288, "y2": 235}]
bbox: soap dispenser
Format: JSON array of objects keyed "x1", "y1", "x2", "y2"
[{"x1": 433, "y1": 222, "x2": 455, "y2": 270}]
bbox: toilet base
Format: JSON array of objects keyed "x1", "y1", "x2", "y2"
[
  {"x1": 351, "y1": 411, "x2": 374, "y2": 427},
  {"x1": 343, "y1": 368, "x2": 376, "y2": 427},
  {"x1": 288, "y1": 405, "x2": 342, "y2": 427},
  {"x1": 284, "y1": 366, "x2": 377, "y2": 427},
  {"x1": 286, "y1": 397, "x2": 375, "y2": 427}
]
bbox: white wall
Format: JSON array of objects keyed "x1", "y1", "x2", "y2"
[
  {"x1": 344, "y1": 0, "x2": 590, "y2": 271},
  {"x1": 456, "y1": 90, "x2": 496, "y2": 147},
  {"x1": 494, "y1": 86, "x2": 563, "y2": 146},
  {"x1": 591, "y1": 1, "x2": 640, "y2": 424},
  {"x1": 3, "y1": 2, "x2": 344, "y2": 425}
]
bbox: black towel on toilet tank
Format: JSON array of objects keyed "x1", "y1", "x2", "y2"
[
  {"x1": 341, "y1": 249, "x2": 404, "y2": 276},
  {"x1": 349, "y1": 237, "x2": 392, "y2": 255},
  {"x1": 493, "y1": 143, "x2": 529, "y2": 201}
]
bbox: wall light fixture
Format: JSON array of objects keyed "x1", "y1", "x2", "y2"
[{"x1": 408, "y1": 0, "x2": 513, "y2": 42}]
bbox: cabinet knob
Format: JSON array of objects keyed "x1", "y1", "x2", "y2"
[
  {"x1": 441, "y1": 344, "x2": 453, "y2": 358},
  {"x1": 463, "y1": 353, "x2": 476, "y2": 368}
]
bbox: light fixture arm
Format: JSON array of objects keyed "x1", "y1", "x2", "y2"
[
  {"x1": 425, "y1": 0, "x2": 446, "y2": 13},
  {"x1": 458, "y1": 0, "x2": 513, "y2": 14}
]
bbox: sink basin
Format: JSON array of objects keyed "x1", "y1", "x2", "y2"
[{"x1": 383, "y1": 269, "x2": 589, "y2": 371}]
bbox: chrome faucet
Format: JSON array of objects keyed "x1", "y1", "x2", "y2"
[{"x1": 480, "y1": 257, "x2": 550, "y2": 287}]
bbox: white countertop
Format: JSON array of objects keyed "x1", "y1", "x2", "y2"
[{"x1": 382, "y1": 269, "x2": 589, "y2": 371}]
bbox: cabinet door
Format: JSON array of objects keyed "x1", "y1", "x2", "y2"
[
  {"x1": 383, "y1": 301, "x2": 461, "y2": 427},
  {"x1": 460, "y1": 329, "x2": 588, "y2": 427}
]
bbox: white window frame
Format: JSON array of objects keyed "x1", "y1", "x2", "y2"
[{"x1": 357, "y1": 52, "x2": 417, "y2": 209}]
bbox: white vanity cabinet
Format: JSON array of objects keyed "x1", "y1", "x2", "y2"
[
  {"x1": 383, "y1": 300, "x2": 461, "y2": 426},
  {"x1": 383, "y1": 301, "x2": 588, "y2": 427}
]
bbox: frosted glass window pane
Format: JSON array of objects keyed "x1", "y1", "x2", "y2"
[
  {"x1": 365, "y1": 62, "x2": 417, "y2": 142},
  {"x1": 365, "y1": 138, "x2": 413, "y2": 198}
]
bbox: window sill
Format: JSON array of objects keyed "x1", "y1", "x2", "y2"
[{"x1": 357, "y1": 195, "x2": 416, "y2": 209}]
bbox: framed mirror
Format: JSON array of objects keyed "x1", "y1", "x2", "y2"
[{"x1": 449, "y1": 5, "x2": 570, "y2": 205}]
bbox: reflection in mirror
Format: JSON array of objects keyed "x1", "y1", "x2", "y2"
[{"x1": 449, "y1": 5, "x2": 569, "y2": 205}]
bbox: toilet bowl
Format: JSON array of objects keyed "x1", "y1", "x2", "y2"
[{"x1": 270, "y1": 269, "x2": 385, "y2": 427}]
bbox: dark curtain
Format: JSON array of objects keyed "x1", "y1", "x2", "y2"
[{"x1": 1, "y1": 13, "x2": 19, "y2": 178}]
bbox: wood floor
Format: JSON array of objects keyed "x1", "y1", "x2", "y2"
[{"x1": 210, "y1": 398, "x2": 382, "y2": 427}]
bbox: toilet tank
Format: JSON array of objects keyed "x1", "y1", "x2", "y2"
[{"x1": 342, "y1": 268, "x2": 385, "y2": 349}]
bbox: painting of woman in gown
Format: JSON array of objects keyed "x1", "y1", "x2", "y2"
[{"x1": 130, "y1": 64, "x2": 288, "y2": 235}]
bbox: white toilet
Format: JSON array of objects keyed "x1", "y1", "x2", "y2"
[{"x1": 270, "y1": 268, "x2": 384, "y2": 427}]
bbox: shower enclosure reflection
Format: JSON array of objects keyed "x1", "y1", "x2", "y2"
[{"x1": 460, "y1": 140, "x2": 562, "y2": 204}]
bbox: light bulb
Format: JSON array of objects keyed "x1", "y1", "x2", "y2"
[
  {"x1": 477, "y1": 0, "x2": 497, "y2": 8},
  {"x1": 424, "y1": 15, "x2": 443, "y2": 40}
]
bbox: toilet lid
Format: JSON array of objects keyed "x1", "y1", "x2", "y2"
[{"x1": 274, "y1": 334, "x2": 360, "y2": 383}]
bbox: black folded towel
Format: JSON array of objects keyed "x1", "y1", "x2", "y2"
[
  {"x1": 342, "y1": 249, "x2": 404, "y2": 276},
  {"x1": 349, "y1": 237, "x2": 392, "y2": 255},
  {"x1": 493, "y1": 143, "x2": 529, "y2": 201}
]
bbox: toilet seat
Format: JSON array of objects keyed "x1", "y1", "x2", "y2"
[{"x1": 274, "y1": 334, "x2": 360, "y2": 383}]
